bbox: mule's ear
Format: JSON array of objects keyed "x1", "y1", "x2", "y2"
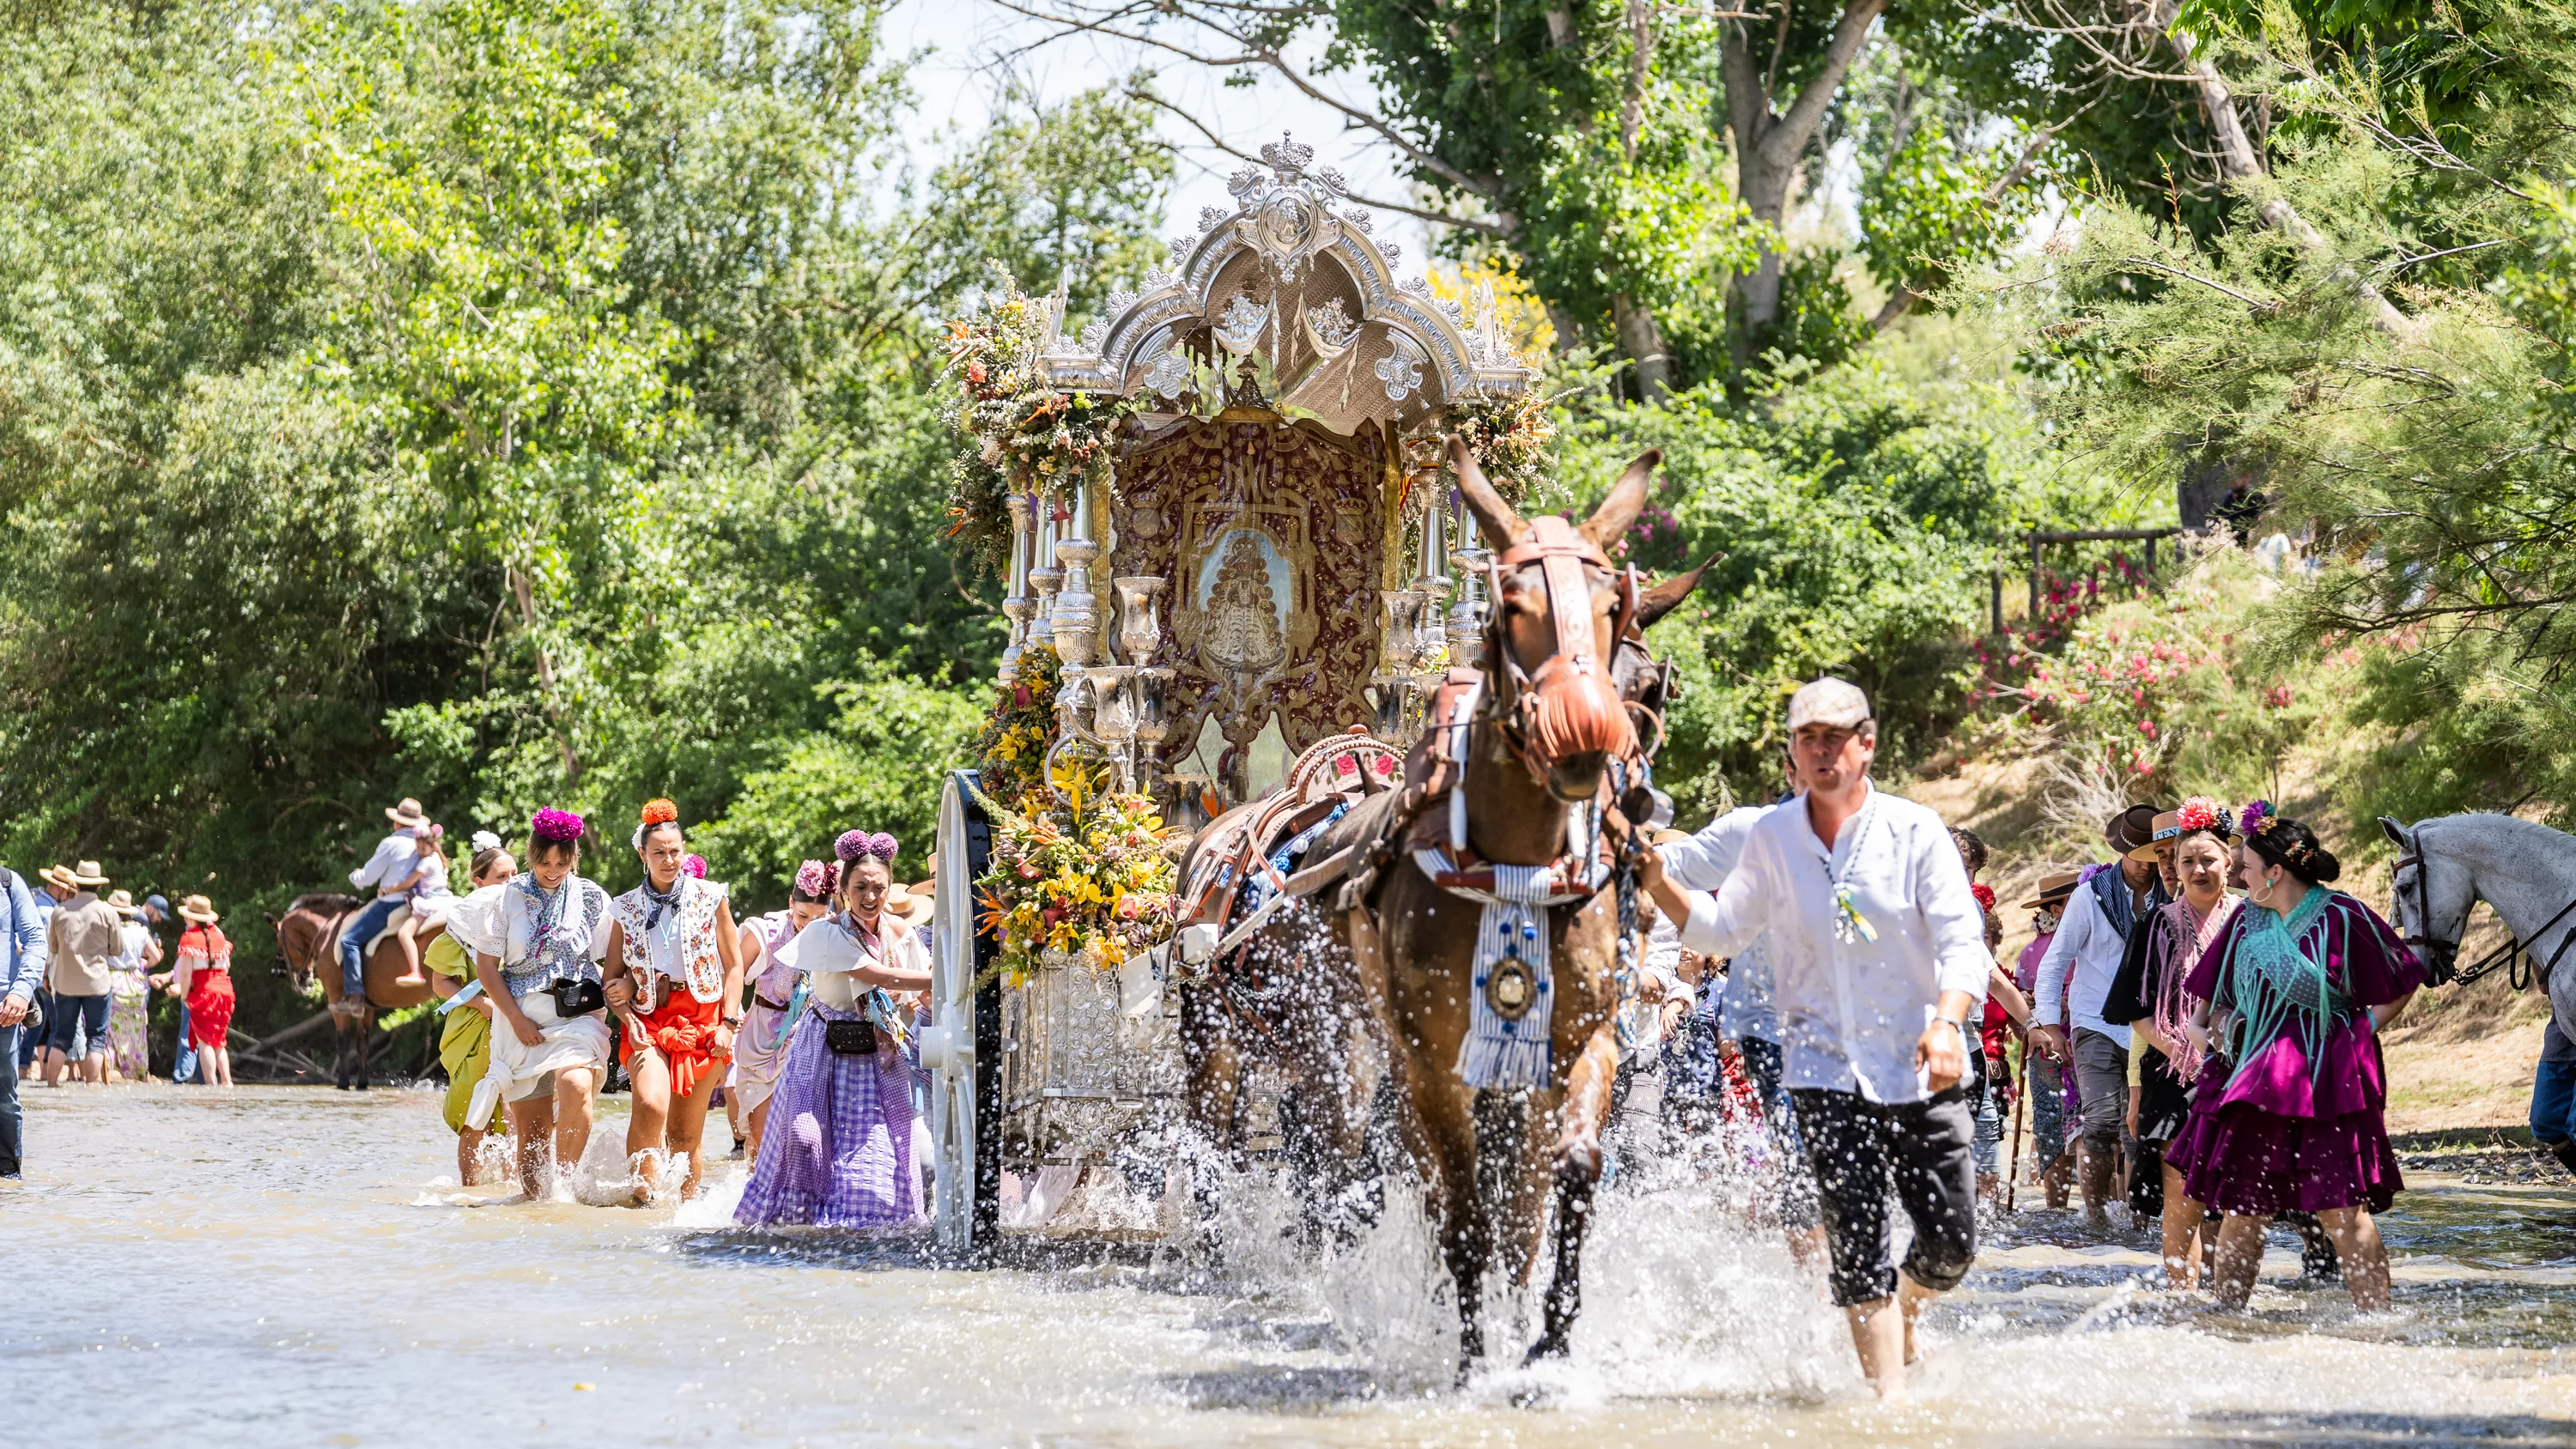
[
  {"x1": 1633, "y1": 553, "x2": 1721, "y2": 632},
  {"x1": 2379, "y1": 815, "x2": 2412, "y2": 850},
  {"x1": 1449, "y1": 435, "x2": 1526, "y2": 548},
  {"x1": 1579, "y1": 448, "x2": 1662, "y2": 552}
]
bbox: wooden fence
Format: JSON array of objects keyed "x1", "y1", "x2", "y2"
[{"x1": 1991, "y1": 526, "x2": 2185, "y2": 635}]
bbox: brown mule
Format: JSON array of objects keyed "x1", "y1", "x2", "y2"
[
  {"x1": 1176, "y1": 438, "x2": 1705, "y2": 1376},
  {"x1": 276, "y1": 894, "x2": 437, "y2": 1089}
]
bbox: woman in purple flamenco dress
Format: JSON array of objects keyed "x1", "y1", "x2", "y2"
[
  {"x1": 2166, "y1": 803, "x2": 2424, "y2": 1311},
  {"x1": 733, "y1": 829, "x2": 931, "y2": 1231}
]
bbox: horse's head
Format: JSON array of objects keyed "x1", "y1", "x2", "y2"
[
  {"x1": 276, "y1": 893, "x2": 358, "y2": 1000},
  {"x1": 2382, "y1": 815, "x2": 2472, "y2": 983},
  {"x1": 1451, "y1": 436, "x2": 1660, "y2": 802}
]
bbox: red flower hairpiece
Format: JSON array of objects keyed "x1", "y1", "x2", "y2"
[
  {"x1": 2178, "y1": 796, "x2": 2225, "y2": 833},
  {"x1": 640, "y1": 797, "x2": 678, "y2": 827},
  {"x1": 1970, "y1": 882, "x2": 1997, "y2": 912}
]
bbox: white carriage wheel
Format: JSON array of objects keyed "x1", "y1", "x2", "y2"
[{"x1": 926, "y1": 773, "x2": 984, "y2": 1255}]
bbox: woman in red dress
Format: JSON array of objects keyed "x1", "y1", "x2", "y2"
[{"x1": 169, "y1": 896, "x2": 235, "y2": 1088}]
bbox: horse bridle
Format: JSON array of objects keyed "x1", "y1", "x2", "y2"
[
  {"x1": 1477, "y1": 515, "x2": 1642, "y2": 784},
  {"x1": 2393, "y1": 851, "x2": 2576, "y2": 990}
]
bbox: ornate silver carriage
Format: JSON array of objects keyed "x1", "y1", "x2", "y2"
[{"x1": 922, "y1": 136, "x2": 1538, "y2": 1256}]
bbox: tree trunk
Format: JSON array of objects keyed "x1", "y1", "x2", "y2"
[
  {"x1": 1717, "y1": 0, "x2": 1886, "y2": 367},
  {"x1": 1613, "y1": 293, "x2": 1674, "y2": 401}
]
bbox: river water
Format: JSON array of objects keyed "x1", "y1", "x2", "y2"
[{"x1": 5, "y1": 1085, "x2": 2574, "y2": 1447}]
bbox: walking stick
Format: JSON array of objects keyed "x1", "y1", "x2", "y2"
[{"x1": 2005, "y1": 1041, "x2": 2029, "y2": 1214}]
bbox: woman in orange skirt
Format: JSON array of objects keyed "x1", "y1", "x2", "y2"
[{"x1": 604, "y1": 800, "x2": 744, "y2": 1202}]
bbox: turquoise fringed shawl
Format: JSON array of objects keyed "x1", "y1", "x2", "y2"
[{"x1": 2222, "y1": 885, "x2": 2345, "y2": 1088}]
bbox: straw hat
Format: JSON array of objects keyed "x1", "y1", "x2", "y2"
[
  {"x1": 885, "y1": 881, "x2": 936, "y2": 928},
  {"x1": 39, "y1": 861, "x2": 107, "y2": 891},
  {"x1": 386, "y1": 797, "x2": 430, "y2": 828},
  {"x1": 176, "y1": 894, "x2": 221, "y2": 925},
  {"x1": 104, "y1": 888, "x2": 141, "y2": 918},
  {"x1": 2015, "y1": 870, "x2": 2083, "y2": 909}
]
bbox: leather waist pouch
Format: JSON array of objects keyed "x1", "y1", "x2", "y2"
[{"x1": 548, "y1": 978, "x2": 606, "y2": 1018}]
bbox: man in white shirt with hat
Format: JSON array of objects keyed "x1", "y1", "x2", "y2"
[
  {"x1": 341, "y1": 797, "x2": 435, "y2": 1000},
  {"x1": 1641, "y1": 677, "x2": 1988, "y2": 1400}
]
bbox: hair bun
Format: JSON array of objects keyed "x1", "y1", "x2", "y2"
[
  {"x1": 2306, "y1": 846, "x2": 2342, "y2": 882},
  {"x1": 641, "y1": 797, "x2": 678, "y2": 827}
]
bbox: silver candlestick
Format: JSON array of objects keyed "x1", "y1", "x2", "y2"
[
  {"x1": 999, "y1": 493, "x2": 1036, "y2": 682},
  {"x1": 1028, "y1": 505, "x2": 1064, "y2": 654},
  {"x1": 1114, "y1": 576, "x2": 1167, "y2": 665},
  {"x1": 1054, "y1": 480, "x2": 1103, "y2": 667}
]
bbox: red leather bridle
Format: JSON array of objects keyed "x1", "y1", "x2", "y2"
[{"x1": 1479, "y1": 515, "x2": 1641, "y2": 786}]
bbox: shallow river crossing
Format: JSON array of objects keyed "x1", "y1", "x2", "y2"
[{"x1": 4, "y1": 1085, "x2": 2575, "y2": 1446}]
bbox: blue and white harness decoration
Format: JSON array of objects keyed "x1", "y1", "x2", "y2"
[{"x1": 1415, "y1": 849, "x2": 1596, "y2": 1089}]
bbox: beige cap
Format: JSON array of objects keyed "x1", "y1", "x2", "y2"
[{"x1": 1785, "y1": 677, "x2": 1872, "y2": 733}]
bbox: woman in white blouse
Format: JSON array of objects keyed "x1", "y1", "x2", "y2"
[{"x1": 449, "y1": 808, "x2": 615, "y2": 1199}]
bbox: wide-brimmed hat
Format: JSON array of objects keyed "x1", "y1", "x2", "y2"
[
  {"x1": 104, "y1": 888, "x2": 141, "y2": 918},
  {"x1": 176, "y1": 894, "x2": 221, "y2": 925},
  {"x1": 39, "y1": 861, "x2": 107, "y2": 891},
  {"x1": 2017, "y1": 870, "x2": 2083, "y2": 909},
  {"x1": 886, "y1": 882, "x2": 936, "y2": 928},
  {"x1": 2124, "y1": 809, "x2": 2185, "y2": 862},
  {"x1": 386, "y1": 797, "x2": 430, "y2": 828},
  {"x1": 2105, "y1": 803, "x2": 2164, "y2": 854}
]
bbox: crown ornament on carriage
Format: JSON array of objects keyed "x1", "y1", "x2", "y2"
[{"x1": 1038, "y1": 130, "x2": 1532, "y2": 396}]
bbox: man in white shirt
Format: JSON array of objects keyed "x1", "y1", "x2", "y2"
[
  {"x1": 1640, "y1": 678, "x2": 1987, "y2": 1400},
  {"x1": 2030, "y1": 803, "x2": 2166, "y2": 1228},
  {"x1": 342, "y1": 797, "x2": 434, "y2": 998}
]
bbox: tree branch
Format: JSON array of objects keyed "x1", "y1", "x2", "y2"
[{"x1": 1755, "y1": 0, "x2": 1886, "y2": 175}]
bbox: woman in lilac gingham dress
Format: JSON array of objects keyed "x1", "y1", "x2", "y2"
[{"x1": 735, "y1": 831, "x2": 932, "y2": 1229}]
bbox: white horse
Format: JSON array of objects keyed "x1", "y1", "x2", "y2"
[{"x1": 2380, "y1": 811, "x2": 2576, "y2": 1168}]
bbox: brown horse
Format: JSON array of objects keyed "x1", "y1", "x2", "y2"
[
  {"x1": 276, "y1": 894, "x2": 436, "y2": 1089},
  {"x1": 1176, "y1": 440, "x2": 1704, "y2": 1373}
]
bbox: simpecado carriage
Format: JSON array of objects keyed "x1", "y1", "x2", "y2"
[{"x1": 922, "y1": 135, "x2": 1710, "y2": 1369}]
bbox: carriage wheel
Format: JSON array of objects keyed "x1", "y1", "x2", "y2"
[{"x1": 927, "y1": 772, "x2": 1002, "y2": 1258}]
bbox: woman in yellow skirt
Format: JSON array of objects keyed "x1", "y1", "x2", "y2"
[{"x1": 426, "y1": 834, "x2": 516, "y2": 1184}]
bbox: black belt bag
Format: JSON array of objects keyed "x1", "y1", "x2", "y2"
[
  {"x1": 823, "y1": 1018, "x2": 878, "y2": 1056},
  {"x1": 548, "y1": 977, "x2": 606, "y2": 1018}
]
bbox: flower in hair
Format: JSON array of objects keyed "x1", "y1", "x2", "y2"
[
  {"x1": 2178, "y1": 796, "x2": 2225, "y2": 833},
  {"x1": 835, "y1": 829, "x2": 898, "y2": 864},
  {"x1": 470, "y1": 829, "x2": 503, "y2": 853},
  {"x1": 1970, "y1": 882, "x2": 1996, "y2": 912},
  {"x1": 640, "y1": 797, "x2": 678, "y2": 827},
  {"x1": 794, "y1": 858, "x2": 838, "y2": 898},
  {"x1": 2237, "y1": 800, "x2": 2277, "y2": 838},
  {"x1": 682, "y1": 853, "x2": 708, "y2": 879},
  {"x1": 530, "y1": 808, "x2": 585, "y2": 845}
]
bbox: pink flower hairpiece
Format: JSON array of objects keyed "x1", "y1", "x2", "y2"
[
  {"x1": 794, "y1": 858, "x2": 837, "y2": 898},
  {"x1": 682, "y1": 854, "x2": 708, "y2": 879},
  {"x1": 530, "y1": 807, "x2": 586, "y2": 846},
  {"x1": 2178, "y1": 796, "x2": 2226, "y2": 833},
  {"x1": 835, "y1": 830, "x2": 897, "y2": 864}
]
